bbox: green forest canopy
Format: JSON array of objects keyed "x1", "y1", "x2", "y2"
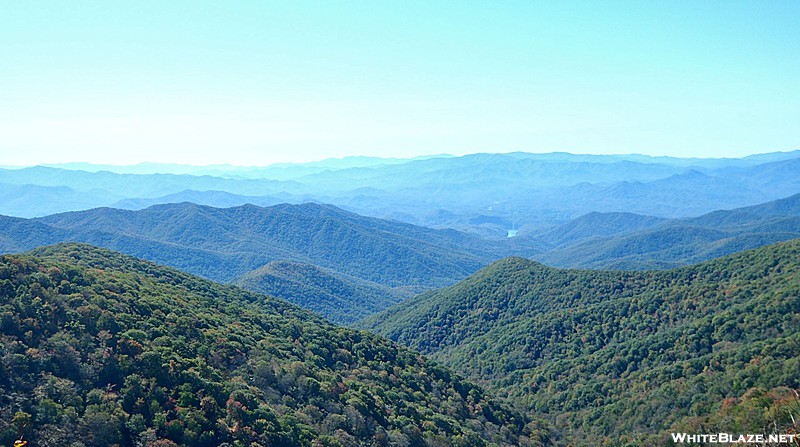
[
  {"x1": 361, "y1": 239, "x2": 800, "y2": 445},
  {"x1": 0, "y1": 243, "x2": 539, "y2": 447}
]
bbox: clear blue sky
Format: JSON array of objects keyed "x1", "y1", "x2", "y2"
[{"x1": 1, "y1": 1, "x2": 798, "y2": 165}]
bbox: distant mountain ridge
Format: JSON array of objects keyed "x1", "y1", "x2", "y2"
[
  {"x1": 534, "y1": 192, "x2": 800, "y2": 269},
  {"x1": 0, "y1": 202, "x2": 536, "y2": 323},
  {"x1": 533, "y1": 211, "x2": 667, "y2": 248},
  {"x1": 33, "y1": 201, "x2": 522, "y2": 286},
  {"x1": 110, "y1": 190, "x2": 288, "y2": 210},
  {"x1": 42, "y1": 154, "x2": 454, "y2": 179},
  {"x1": 3, "y1": 151, "x2": 799, "y2": 231}
]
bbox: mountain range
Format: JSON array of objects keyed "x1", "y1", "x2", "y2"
[
  {"x1": 0, "y1": 202, "x2": 540, "y2": 324},
  {"x1": 3, "y1": 191, "x2": 800, "y2": 324},
  {"x1": 3, "y1": 151, "x2": 799, "y2": 236}
]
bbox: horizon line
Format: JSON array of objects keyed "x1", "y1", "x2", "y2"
[{"x1": 2, "y1": 148, "x2": 799, "y2": 170}]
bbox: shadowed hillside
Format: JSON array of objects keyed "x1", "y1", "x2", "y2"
[{"x1": 234, "y1": 260, "x2": 410, "y2": 325}]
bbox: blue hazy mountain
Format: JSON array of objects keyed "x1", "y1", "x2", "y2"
[
  {"x1": 0, "y1": 166, "x2": 296, "y2": 208},
  {"x1": 0, "y1": 181, "x2": 122, "y2": 218},
  {"x1": 533, "y1": 211, "x2": 668, "y2": 248},
  {"x1": 111, "y1": 190, "x2": 289, "y2": 210},
  {"x1": 4, "y1": 151, "x2": 799, "y2": 229},
  {"x1": 43, "y1": 154, "x2": 453, "y2": 179},
  {"x1": 535, "y1": 192, "x2": 800, "y2": 269}
]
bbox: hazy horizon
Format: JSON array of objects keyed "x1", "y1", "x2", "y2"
[{"x1": 2, "y1": 148, "x2": 799, "y2": 171}]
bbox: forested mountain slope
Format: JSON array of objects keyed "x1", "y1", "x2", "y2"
[
  {"x1": 0, "y1": 244, "x2": 539, "y2": 447},
  {"x1": 33, "y1": 202, "x2": 521, "y2": 287},
  {"x1": 531, "y1": 212, "x2": 667, "y2": 248},
  {"x1": 234, "y1": 261, "x2": 410, "y2": 325},
  {"x1": 361, "y1": 240, "x2": 800, "y2": 444}
]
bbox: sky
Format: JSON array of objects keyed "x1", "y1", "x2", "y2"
[{"x1": 1, "y1": 1, "x2": 798, "y2": 166}]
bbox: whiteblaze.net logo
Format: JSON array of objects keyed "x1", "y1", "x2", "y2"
[{"x1": 671, "y1": 432, "x2": 798, "y2": 444}]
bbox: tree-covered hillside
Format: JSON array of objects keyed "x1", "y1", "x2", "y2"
[
  {"x1": 0, "y1": 244, "x2": 539, "y2": 447},
  {"x1": 531, "y1": 212, "x2": 667, "y2": 248},
  {"x1": 31, "y1": 202, "x2": 520, "y2": 287},
  {"x1": 234, "y1": 261, "x2": 410, "y2": 325},
  {"x1": 360, "y1": 240, "x2": 800, "y2": 445}
]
